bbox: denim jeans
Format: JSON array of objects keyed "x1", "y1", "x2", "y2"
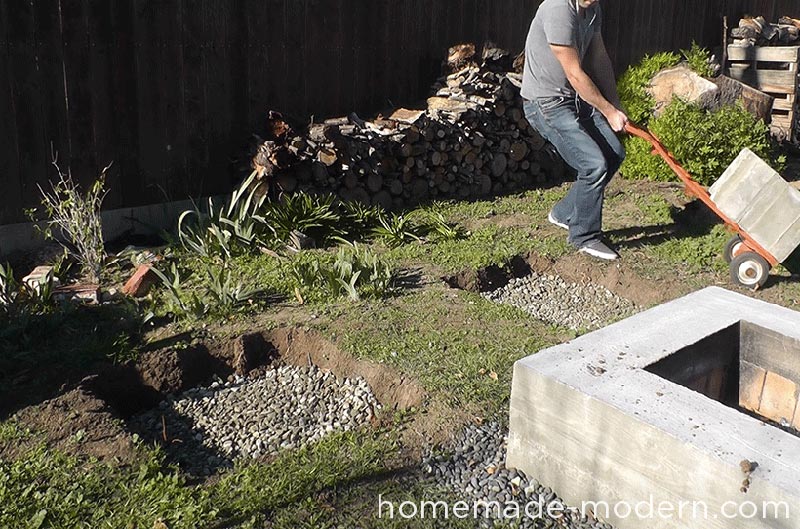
[{"x1": 523, "y1": 96, "x2": 625, "y2": 248}]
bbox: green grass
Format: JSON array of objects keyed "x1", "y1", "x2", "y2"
[
  {"x1": 385, "y1": 224, "x2": 536, "y2": 274},
  {"x1": 315, "y1": 287, "x2": 564, "y2": 411},
  {"x1": 0, "y1": 423, "x2": 216, "y2": 529},
  {"x1": 0, "y1": 419, "x2": 458, "y2": 529}
]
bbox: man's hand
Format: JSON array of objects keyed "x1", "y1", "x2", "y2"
[{"x1": 603, "y1": 107, "x2": 629, "y2": 132}]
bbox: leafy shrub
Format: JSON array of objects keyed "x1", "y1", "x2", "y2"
[
  {"x1": 291, "y1": 244, "x2": 399, "y2": 303},
  {"x1": 33, "y1": 163, "x2": 108, "y2": 283},
  {"x1": 681, "y1": 42, "x2": 715, "y2": 78},
  {"x1": 618, "y1": 51, "x2": 681, "y2": 125},
  {"x1": 621, "y1": 98, "x2": 780, "y2": 185},
  {"x1": 419, "y1": 211, "x2": 467, "y2": 242},
  {"x1": 178, "y1": 171, "x2": 273, "y2": 258},
  {"x1": 337, "y1": 201, "x2": 384, "y2": 240}
]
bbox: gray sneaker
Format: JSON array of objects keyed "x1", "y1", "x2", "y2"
[
  {"x1": 578, "y1": 239, "x2": 620, "y2": 261},
  {"x1": 547, "y1": 210, "x2": 569, "y2": 230}
]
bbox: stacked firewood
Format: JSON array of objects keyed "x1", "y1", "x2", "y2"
[
  {"x1": 245, "y1": 43, "x2": 562, "y2": 209},
  {"x1": 730, "y1": 16, "x2": 800, "y2": 46}
]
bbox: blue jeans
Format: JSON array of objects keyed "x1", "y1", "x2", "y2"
[{"x1": 523, "y1": 96, "x2": 625, "y2": 248}]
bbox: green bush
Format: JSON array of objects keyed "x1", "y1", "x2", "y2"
[
  {"x1": 618, "y1": 51, "x2": 681, "y2": 125},
  {"x1": 621, "y1": 98, "x2": 780, "y2": 185},
  {"x1": 618, "y1": 43, "x2": 713, "y2": 126}
]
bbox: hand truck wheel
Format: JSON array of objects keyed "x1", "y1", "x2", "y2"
[
  {"x1": 730, "y1": 252, "x2": 770, "y2": 290},
  {"x1": 723, "y1": 235, "x2": 744, "y2": 264}
]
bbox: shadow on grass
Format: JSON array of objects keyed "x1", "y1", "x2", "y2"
[
  {"x1": 0, "y1": 301, "x2": 143, "y2": 418},
  {"x1": 607, "y1": 199, "x2": 722, "y2": 249}
]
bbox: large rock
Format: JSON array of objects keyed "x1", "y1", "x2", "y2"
[{"x1": 647, "y1": 65, "x2": 719, "y2": 116}]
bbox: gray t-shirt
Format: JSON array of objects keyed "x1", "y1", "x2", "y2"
[{"x1": 521, "y1": 0, "x2": 602, "y2": 100}]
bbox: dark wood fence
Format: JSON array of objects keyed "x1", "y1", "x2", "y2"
[{"x1": 1, "y1": 0, "x2": 798, "y2": 224}]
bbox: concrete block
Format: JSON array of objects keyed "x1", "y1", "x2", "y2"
[
  {"x1": 709, "y1": 148, "x2": 800, "y2": 262},
  {"x1": 758, "y1": 371, "x2": 798, "y2": 424},
  {"x1": 22, "y1": 265, "x2": 60, "y2": 291},
  {"x1": 507, "y1": 287, "x2": 800, "y2": 529}
]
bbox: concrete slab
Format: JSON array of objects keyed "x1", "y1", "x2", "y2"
[{"x1": 507, "y1": 287, "x2": 800, "y2": 529}]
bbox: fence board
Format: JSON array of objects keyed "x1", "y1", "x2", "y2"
[
  {"x1": 107, "y1": 0, "x2": 140, "y2": 209},
  {"x1": 0, "y1": 0, "x2": 22, "y2": 225},
  {"x1": 7, "y1": 0, "x2": 48, "y2": 217},
  {"x1": 2, "y1": 0, "x2": 800, "y2": 224}
]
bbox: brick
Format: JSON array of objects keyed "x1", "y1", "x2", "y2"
[
  {"x1": 122, "y1": 264, "x2": 156, "y2": 297},
  {"x1": 758, "y1": 371, "x2": 799, "y2": 424},
  {"x1": 739, "y1": 362, "x2": 767, "y2": 412}
]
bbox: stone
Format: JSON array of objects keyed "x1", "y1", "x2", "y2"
[{"x1": 648, "y1": 65, "x2": 719, "y2": 116}]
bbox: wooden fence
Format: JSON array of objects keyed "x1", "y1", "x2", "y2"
[{"x1": 1, "y1": 0, "x2": 798, "y2": 224}]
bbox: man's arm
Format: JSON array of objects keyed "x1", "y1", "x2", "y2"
[
  {"x1": 586, "y1": 32, "x2": 621, "y2": 108},
  {"x1": 549, "y1": 43, "x2": 628, "y2": 131}
]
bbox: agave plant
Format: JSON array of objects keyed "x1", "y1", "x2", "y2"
[
  {"x1": 291, "y1": 244, "x2": 398, "y2": 303},
  {"x1": 422, "y1": 211, "x2": 467, "y2": 241},
  {"x1": 177, "y1": 171, "x2": 274, "y2": 258},
  {"x1": 203, "y1": 262, "x2": 264, "y2": 310},
  {"x1": 265, "y1": 192, "x2": 344, "y2": 246},
  {"x1": 371, "y1": 212, "x2": 421, "y2": 248},
  {"x1": 338, "y1": 200, "x2": 384, "y2": 240}
]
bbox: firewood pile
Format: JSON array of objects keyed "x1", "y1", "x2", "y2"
[
  {"x1": 730, "y1": 16, "x2": 800, "y2": 47},
  {"x1": 245, "y1": 43, "x2": 562, "y2": 209}
]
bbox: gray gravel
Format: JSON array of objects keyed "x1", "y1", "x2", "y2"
[
  {"x1": 422, "y1": 421, "x2": 615, "y2": 529},
  {"x1": 130, "y1": 365, "x2": 380, "y2": 475},
  {"x1": 482, "y1": 272, "x2": 635, "y2": 330}
]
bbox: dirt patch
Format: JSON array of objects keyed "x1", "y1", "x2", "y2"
[
  {"x1": 7, "y1": 325, "x2": 439, "y2": 467},
  {"x1": 443, "y1": 255, "x2": 531, "y2": 293},
  {"x1": 266, "y1": 327, "x2": 426, "y2": 411},
  {"x1": 12, "y1": 387, "x2": 139, "y2": 464}
]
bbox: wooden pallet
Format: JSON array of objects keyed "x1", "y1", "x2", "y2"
[{"x1": 727, "y1": 45, "x2": 800, "y2": 141}]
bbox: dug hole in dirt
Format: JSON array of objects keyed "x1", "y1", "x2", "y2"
[
  {"x1": 8, "y1": 327, "x2": 434, "y2": 471},
  {"x1": 444, "y1": 249, "x2": 673, "y2": 308}
]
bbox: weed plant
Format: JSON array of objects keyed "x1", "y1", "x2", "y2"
[{"x1": 32, "y1": 162, "x2": 108, "y2": 283}]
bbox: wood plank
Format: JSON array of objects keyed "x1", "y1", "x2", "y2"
[
  {"x1": 0, "y1": 0, "x2": 23, "y2": 224},
  {"x1": 131, "y1": 0, "x2": 169, "y2": 204},
  {"x1": 728, "y1": 45, "x2": 800, "y2": 63},
  {"x1": 283, "y1": 0, "x2": 307, "y2": 116},
  {"x1": 729, "y1": 66, "x2": 799, "y2": 94}
]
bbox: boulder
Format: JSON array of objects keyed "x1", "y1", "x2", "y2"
[{"x1": 647, "y1": 65, "x2": 719, "y2": 116}]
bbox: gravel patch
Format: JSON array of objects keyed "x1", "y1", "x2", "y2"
[
  {"x1": 482, "y1": 272, "x2": 635, "y2": 330},
  {"x1": 130, "y1": 365, "x2": 380, "y2": 475},
  {"x1": 422, "y1": 421, "x2": 614, "y2": 529}
]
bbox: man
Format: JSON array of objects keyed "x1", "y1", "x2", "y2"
[{"x1": 522, "y1": 0, "x2": 628, "y2": 260}]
